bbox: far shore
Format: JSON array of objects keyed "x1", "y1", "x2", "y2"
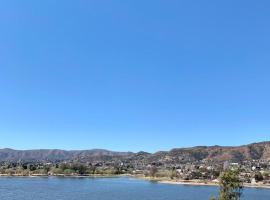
[
  {"x1": 158, "y1": 180, "x2": 270, "y2": 189},
  {"x1": 0, "y1": 174, "x2": 270, "y2": 189},
  {"x1": 0, "y1": 174, "x2": 129, "y2": 178}
]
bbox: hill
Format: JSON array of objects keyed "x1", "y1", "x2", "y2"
[{"x1": 0, "y1": 141, "x2": 269, "y2": 164}]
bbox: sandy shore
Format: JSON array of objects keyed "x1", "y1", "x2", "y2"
[
  {"x1": 131, "y1": 175, "x2": 270, "y2": 189},
  {"x1": 159, "y1": 180, "x2": 218, "y2": 186},
  {"x1": 158, "y1": 179, "x2": 270, "y2": 189}
]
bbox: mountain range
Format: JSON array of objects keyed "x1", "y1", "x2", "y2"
[{"x1": 0, "y1": 141, "x2": 269, "y2": 164}]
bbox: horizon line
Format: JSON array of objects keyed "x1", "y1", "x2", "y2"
[{"x1": 1, "y1": 140, "x2": 269, "y2": 153}]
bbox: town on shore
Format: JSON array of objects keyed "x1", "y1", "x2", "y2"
[{"x1": 0, "y1": 141, "x2": 270, "y2": 188}]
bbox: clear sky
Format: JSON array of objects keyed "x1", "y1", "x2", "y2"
[{"x1": 0, "y1": 1, "x2": 269, "y2": 152}]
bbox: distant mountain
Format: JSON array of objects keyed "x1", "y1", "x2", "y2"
[
  {"x1": 145, "y1": 141, "x2": 270, "y2": 165},
  {"x1": 0, "y1": 148, "x2": 133, "y2": 162},
  {"x1": 0, "y1": 141, "x2": 270, "y2": 163}
]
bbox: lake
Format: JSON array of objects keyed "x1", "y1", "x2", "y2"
[{"x1": 0, "y1": 177, "x2": 269, "y2": 200}]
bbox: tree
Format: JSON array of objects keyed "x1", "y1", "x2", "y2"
[
  {"x1": 262, "y1": 172, "x2": 269, "y2": 180},
  {"x1": 63, "y1": 168, "x2": 75, "y2": 175},
  {"x1": 169, "y1": 167, "x2": 177, "y2": 179},
  {"x1": 88, "y1": 165, "x2": 96, "y2": 174},
  {"x1": 254, "y1": 172, "x2": 264, "y2": 182},
  {"x1": 71, "y1": 163, "x2": 87, "y2": 175},
  {"x1": 113, "y1": 163, "x2": 122, "y2": 175},
  {"x1": 149, "y1": 165, "x2": 158, "y2": 177},
  {"x1": 60, "y1": 163, "x2": 69, "y2": 171},
  {"x1": 210, "y1": 169, "x2": 243, "y2": 200}
]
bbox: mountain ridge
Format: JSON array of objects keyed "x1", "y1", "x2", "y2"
[{"x1": 0, "y1": 141, "x2": 269, "y2": 163}]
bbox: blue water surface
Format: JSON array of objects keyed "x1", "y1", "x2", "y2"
[{"x1": 0, "y1": 177, "x2": 269, "y2": 200}]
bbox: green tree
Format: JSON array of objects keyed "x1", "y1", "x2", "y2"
[
  {"x1": 262, "y1": 172, "x2": 269, "y2": 180},
  {"x1": 210, "y1": 169, "x2": 243, "y2": 200},
  {"x1": 169, "y1": 167, "x2": 177, "y2": 179},
  {"x1": 89, "y1": 165, "x2": 96, "y2": 174},
  {"x1": 63, "y1": 168, "x2": 75, "y2": 175},
  {"x1": 71, "y1": 163, "x2": 87, "y2": 175},
  {"x1": 60, "y1": 163, "x2": 69, "y2": 171},
  {"x1": 254, "y1": 172, "x2": 264, "y2": 182}
]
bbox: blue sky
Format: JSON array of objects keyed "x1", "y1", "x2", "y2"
[{"x1": 0, "y1": 1, "x2": 269, "y2": 152}]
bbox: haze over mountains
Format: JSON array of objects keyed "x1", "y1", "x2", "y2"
[{"x1": 0, "y1": 141, "x2": 270, "y2": 164}]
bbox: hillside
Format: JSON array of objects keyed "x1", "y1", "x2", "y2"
[
  {"x1": 0, "y1": 141, "x2": 269, "y2": 164},
  {"x1": 0, "y1": 148, "x2": 133, "y2": 162},
  {"x1": 146, "y1": 141, "x2": 270, "y2": 165}
]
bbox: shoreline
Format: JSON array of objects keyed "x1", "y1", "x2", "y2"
[
  {"x1": 0, "y1": 174, "x2": 129, "y2": 178},
  {"x1": 157, "y1": 179, "x2": 270, "y2": 189},
  {"x1": 0, "y1": 174, "x2": 270, "y2": 189},
  {"x1": 131, "y1": 176, "x2": 270, "y2": 189}
]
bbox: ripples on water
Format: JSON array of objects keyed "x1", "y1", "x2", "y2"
[{"x1": 0, "y1": 177, "x2": 269, "y2": 200}]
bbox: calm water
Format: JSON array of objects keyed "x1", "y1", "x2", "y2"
[{"x1": 0, "y1": 177, "x2": 269, "y2": 200}]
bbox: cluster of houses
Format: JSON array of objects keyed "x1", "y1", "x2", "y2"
[
  {"x1": 131, "y1": 159, "x2": 270, "y2": 185},
  {"x1": 0, "y1": 158, "x2": 270, "y2": 185}
]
